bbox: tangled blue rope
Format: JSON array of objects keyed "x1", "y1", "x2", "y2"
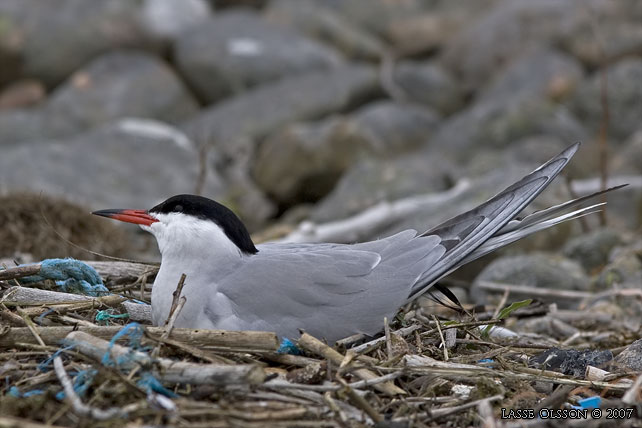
[{"x1": 19, "y1": 258, "x2": 109, "y2": 297}]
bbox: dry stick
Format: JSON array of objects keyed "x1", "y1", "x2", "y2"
[
  {"x1": 0, "y1": 326, "x2": 279, "y2": 352},
  {"x1": 425, "y1": 394, "x2": 503, "y2": 421},
  {"x1": 297, "y1": 333, "x2": 405, "y2": 396},
  {"x1": 0, "y1": 264, "x2": 42, "y2": 281},
  {"x1": 164, "y1": 274, "x2": 187, "y2": 327},
  {"x1": 337, "y1": 378, "x2": 383, "y2": 424},
  {"x1": 275, "y1": 180, "x2": 470, "y2": 243},
  {"x1": 83, "y1": 261, "x2": 158, "y2": 283},
  {"x1": 152, "y1": 274, "x2": 187, "y2": 359},
  {"x1": 0, "y1": 416, "x2": 68, "y2": 428},
  {"x1": 383, "y1": 317, "x2": 392, "y2": 360},
  {"x1": 66, "y1": 331, "x2": 265, "y2": 386},
  {"x1": 350, "y1": 324, "x2": 421, "y2": 354},
  {"x1": 622, "y1": 373, "x2": 642, "y2": 404},
  {"x1": 4, "y1": 286, "x2": 151, "y2": 323},
  {"x1": 20, "y1": 295, "x2": 127, "y2": 318},
  {"x1": 475, "y1": 280, "x2": 594, "y2": 301},
  {"x1": 432, "y1": 315, "x2": 448, "y2": 361},
  {"x1": 17, "y1": 307, "x2": 46, "y2": 347},
  {"x1": 53, "y1": 356, "x2": 136, "y2": 419},
  {"x1": 323, "y1": 391, "x2": 349, "y2": 425},
  {"x1": 596, "y1": 29, "x2": 610, "y2": 226}
]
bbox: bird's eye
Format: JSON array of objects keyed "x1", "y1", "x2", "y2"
[{"x1": 173, "y1": 205, "x2": 183, "y2": 212}]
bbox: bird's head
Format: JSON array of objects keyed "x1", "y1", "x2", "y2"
[{"x1": 92, "y1": 194, "x2": 258, "y2": 257}]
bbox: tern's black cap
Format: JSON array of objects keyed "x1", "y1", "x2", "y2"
[{"x1": 150, "y1": 194, "x2": 258, "y2": 254}]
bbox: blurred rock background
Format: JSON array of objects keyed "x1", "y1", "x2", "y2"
[{"x1": 0, "y1": 0, "x2": 640, "y2": 307}]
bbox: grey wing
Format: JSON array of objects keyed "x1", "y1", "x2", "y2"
[
  {"x1": 218, "y1": 230, "x2": 445, "y2": 342},
  {"x1": 407, "y1": 142, "x2": 580, "y2": 300}
]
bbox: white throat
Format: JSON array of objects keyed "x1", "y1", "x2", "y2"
[{"x1": 142, "y1": 212, "x2": 246, "y2": 325}]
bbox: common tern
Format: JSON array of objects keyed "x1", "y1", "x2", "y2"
[{"x1": 93, "y1": 143, "x2": 616, "y2": 343}]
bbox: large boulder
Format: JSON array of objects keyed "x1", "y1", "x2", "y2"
[
  {"x1": 393, "y1": 61, "x2": 465, "y2": 115},
  {"x1": 471, "y1": 253, "x2": 590, "y2": 306},
  {"x1": 264, "y1": 0, "x2": 384, "y2": 61},
  {"x1": 0, "y1": 0, "x2": 162, "y2": 87},
  {"x1": 440, "y1": 0, "x2": 609, "y2": 91},
  {"x1": 0, "y1": 119, "x2": 223, "y2": 211},
  {"x1": 174, "y1": 10, "x2": 343, "y2": 103},
  {"x1": 0, "y1": 51, "x2": 199, "y2": 145},
  {"x1": 569, "y1": 59, "x2": 642, "y2": 141},
  {"x1": 182, "y1": 64, "x2": 381, "y2": 162},
  {"x1": 253, "y1": 101, "x2": 440, "y2": 207},
  {"x1": 310, "y1": 152, "x2": 453, "y2": 223},
  {"x1": 429, "y1": 48, "x2": 586, "y2": 159}
]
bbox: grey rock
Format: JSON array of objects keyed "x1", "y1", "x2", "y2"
[
  {"x1": 430, "y1": 101, "x2": 587, "y2": 161},
  {"x1": 530, "y1": 347, "x2": 613, "y2": 377},
  {"x1": 471, "y1": 253, "x2": 589, "y2": 306},
  {"x1": 344, "y1": 101, "x2": 440, "y2": 155},
  {"x1": 0, "y1": 109, "x2": 48, "y2": 144},
  {"x1": 613, "y1": 338, "x2": 642, "y2": 371},
  {"x1": 429, "y1": 48, "x2": 586, "y2": 158},
  {"x1": 563, "y1": 228, "x2": 622, "y2": 272},
  {"x1": 0, "y1": 51, "x2": 199, "y2": 145},
  {"x1": 141, "y1": 0, "x2": 212, "y2": 39},
  {"x1": 182, "y1": 64, "x2": 381, "y2": 161},
  {"x1": 310, "y1": 152, "x2": 453, "y2": 223},
  {"x1": 385, "y1": 1, "x2": 499, "y2": 56},
  {"x1": 265, "y1": 0, "x2": 384, "y2": 61},
  {"x1": 561, "y1": 1, "x2": 642, "y2": 67},
  {"x1": 440, "y1": 0, "x2": 609, "y2": 91},
  {"x1": 569, "y1": 58, "x2": 642, "y2": 141},
  {"x1": 394, "y1": 61, "x2": 465, "y2": 115},
  {"x1": 174, "y1": 10, "x2": 343, "y2": 103},
  {"x1": 0, "y1": 0, "x2": 161, "y2": 87},
  {"x1": 319, "y1": 0, "x2": 427, "y2": 37},
  {"x1": 478, "y1": 48, "x2": 583, "y2": 105},
  {"x1": 253, "y1": 117, "x2": 349, "y2": 207},
  {"x1": 253, "y1": 101, "x2": 440, "y2": 207},
  {"x1": 596, "y1": 242, "x2": 642, "y2": 289},
  {"x1": 611, "y1": 130, "x2": 642, "y2": 175},
  {"x1": 0, "y1": 119, "x2": 224, "y2": 211}
]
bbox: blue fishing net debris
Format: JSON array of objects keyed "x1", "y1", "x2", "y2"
[
  {"x1": 277, "y1": 337, "x2": 301, "y2": 355},
  {"x1": 95, "y1": 309, "x2": 129, "y2": 325},
  {"x1": 137, "y1": 372, "x2": 177, "y2": 398},
  {"x1": 19, "y1": 258, "x2": 109, "y2": 297},
  {"x1": 55, "y1": 368, "x2": 98, "y2": 400},
  {"x1": 8, "y1": 386, "x2": 45, "y2": 398},
  {"x1": 99, "y1": 323, "x2": 175, "y2": 398},
  {"x1": 101, "y1": 322, "x2": 146, "y2": 366},
  {"x1": 37, "y1": 344, "x2": 77, "y2": 372},
  {"x1": 36, "y1": 308, "x2": 57, "y2": 324}
]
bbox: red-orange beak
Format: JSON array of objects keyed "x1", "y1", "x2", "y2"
[{"x1": 92, "y1": 208, "x2": 158, "y2": 226}]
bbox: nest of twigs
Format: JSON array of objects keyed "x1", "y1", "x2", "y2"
[{"x1": 0, "y1": 260, "x2": 641, "y2": 428}]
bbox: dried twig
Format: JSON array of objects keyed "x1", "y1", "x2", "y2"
[
  {"x1": 54, "y1": 356, "x2": 132, "y2": 419},
  {"x1": 297, "y1": 333, "x2": 405, "y2": 396},
  {"x1": 0, "y1": 326, "x2": 279, "y2": 352},
  {"x1": 432, "y1": 315, "x2": 448, "y2": 361}
]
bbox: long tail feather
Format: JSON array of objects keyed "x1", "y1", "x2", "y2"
[{"x1": 407, "y1": 143, "x2": 581, "y2": 301}]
